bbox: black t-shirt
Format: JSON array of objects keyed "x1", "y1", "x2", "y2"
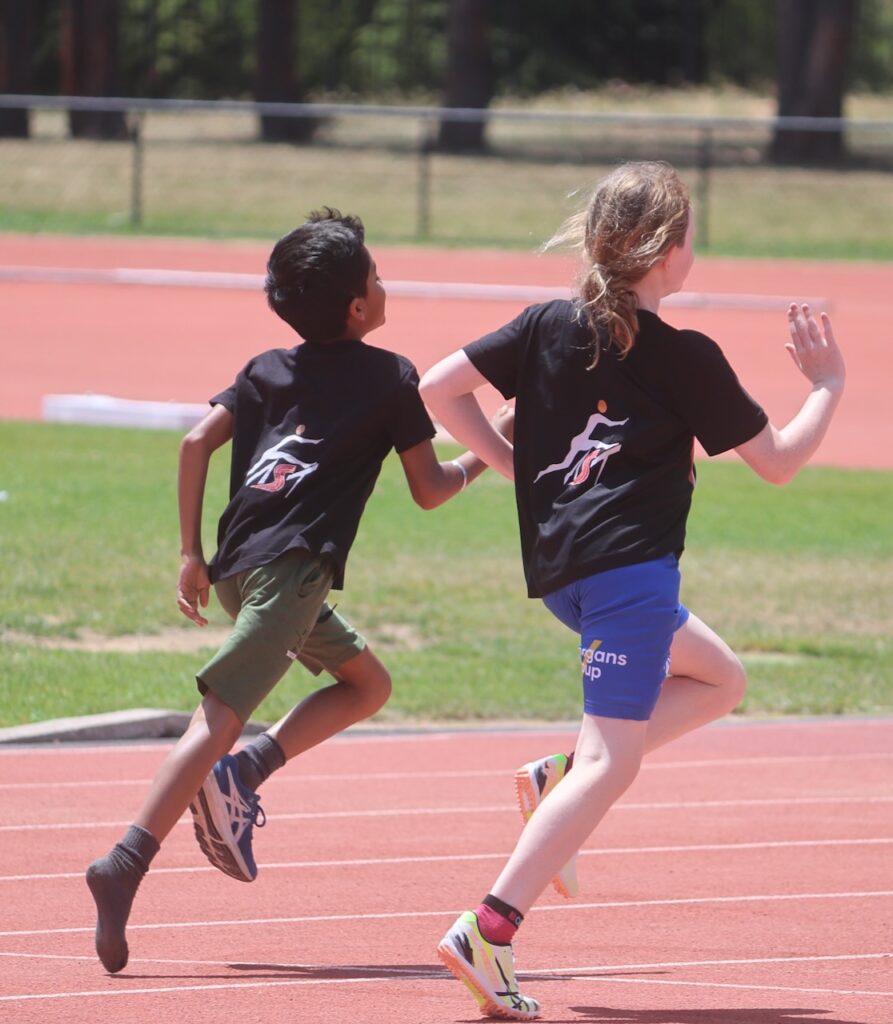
[
  {"x1": 465, "y1": 300, "x2": 768, "y2": 598},
  {"x1": 208, "y1": 338, "x2": 435, "y2": 588}
]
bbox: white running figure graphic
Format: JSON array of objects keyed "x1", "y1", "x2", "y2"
[
  {"x1": 535, "y1": 410, "x2": 628, "y2": 487},
  {"x1": 245, "y1": 429, "x2": 323, "y2": 496}
]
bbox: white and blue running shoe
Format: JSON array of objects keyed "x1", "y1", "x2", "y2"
[{"x1": 190, "y1": 754, "x2": 266, "y2": 882}]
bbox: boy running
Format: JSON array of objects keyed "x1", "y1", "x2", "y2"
[{"x1": 86, "y1": 208, "x2": 500, "y2": 973}]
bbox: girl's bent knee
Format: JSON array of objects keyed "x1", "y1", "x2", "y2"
[
  {"x1": 576, "y1": 747, "x2": 642, "y2": 799},
  {"x1": 725, "y1": 655, "x2": 748, "y2": 709}
]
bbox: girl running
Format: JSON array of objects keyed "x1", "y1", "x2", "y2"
[{"x1": 419, "y1": 161, "x2": 845, "y2": 1020}]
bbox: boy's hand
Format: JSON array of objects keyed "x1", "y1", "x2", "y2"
[
  {"x1": 785, "y1": 304, "x2": 846, "y2": 393},
  {"x1": 491, "y1": 403, "x2": 515, "y2": 443},
  {"x1": 177, "y1": 554, "x2": 210, "y2": 626}
]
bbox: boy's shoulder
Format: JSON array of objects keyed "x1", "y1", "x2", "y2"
[
  {"x1": 239, "y1": 339, "x2": 419, "y2": 383},
  {"x1": 296, "y1": 338, "x2": 421, "y2": 379}
]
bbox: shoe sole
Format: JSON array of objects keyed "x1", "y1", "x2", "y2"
[
  {"x1": 189, "y1": 780, "x2": 255, "y2": 883},
  {"x1": 437, "y1": 940, "x2": 539, "y2": 1021},
  {"x1": 514, "y1": 766, "x2": 578, "y2": 900}
]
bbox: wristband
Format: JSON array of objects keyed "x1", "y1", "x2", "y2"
[{"x1": 451, "y1": 459, "x2": 468, "y2": 491}]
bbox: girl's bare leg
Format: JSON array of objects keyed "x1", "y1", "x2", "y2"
[
  {"x1": 645, "y1": 611, "x2": 747, "y2": 754},
  {"x1": 498, "y1": 614, "x2": 746, "y2": 914},
  {"x1": 491, "y1": 713, "x2": 647, "y2": 914}
]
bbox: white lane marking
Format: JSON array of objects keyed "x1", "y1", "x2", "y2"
[
  {"x1": 4, "y1": 792, "x2": 892, "y2": 834},
  {"x1": 0, "y1": 950, "x2": 890, "y2": 1003},
  {"x1": 4, "y1": 749, "x2": 892, "y2": 780},
  {"x1": 2, "y1": 889, "x2": 891, "y2": 938},
  {"x1": 3, "y1": 835, "x2": 893, "y2": 884}
]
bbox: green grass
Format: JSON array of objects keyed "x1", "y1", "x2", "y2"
[
  {"x1": 1, "y1": 420, "x2": 890, "y2": 728},
  {"x1": 2, "y1": 86, "x2": 893, "y2": 256}
]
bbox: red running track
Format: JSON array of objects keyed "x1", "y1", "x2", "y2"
[
  {"x1": 1, "y1": 233, "x2": 891, "y2": 469},
  {"x1": 2, "y1": 718, "x2": 892, "y2": 1023}
]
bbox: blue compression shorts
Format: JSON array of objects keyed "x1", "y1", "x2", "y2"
[{"x1": 542, "y1": 554, "x2": 690, "y2": 721}]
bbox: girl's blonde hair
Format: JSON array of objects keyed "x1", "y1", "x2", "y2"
[{"x1": 546, "y1": 161, "x2": 690, "y2": 367}]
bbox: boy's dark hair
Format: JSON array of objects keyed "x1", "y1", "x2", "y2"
[{"x1": 265, "y1": 208, "x2": 370, "y2": 342}]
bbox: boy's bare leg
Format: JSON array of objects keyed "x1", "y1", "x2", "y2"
[
  {"x1": 135, "y1": 692, "x2": 245, "y2": 841},
  {"x1": 265, "y1": 647, "x2": 391, "y2": 760},
  {"x1": 86, "y1": 692, "x2": 243, "y2": 973}
]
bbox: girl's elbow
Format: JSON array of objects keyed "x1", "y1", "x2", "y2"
[
  {"x1": 418, "y1": 377, "x2": 438, "y2": 405},
  {"x1": 765, "y1": 464, "x2": 798, "y2": 486},
  {"x1": 747, "y1": 455, "x2": 797, "y2": 486}
]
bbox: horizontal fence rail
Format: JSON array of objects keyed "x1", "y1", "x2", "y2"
[{"x1": 2, "y1": 95, "x2": 892, "y2": 253}]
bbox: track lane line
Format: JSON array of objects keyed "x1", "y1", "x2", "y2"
[
  {"x1": 3, "y1": 889, "x2": 891, "y2": 939},
  {"x1": 3, "y1": 835, "x2": 892, "y2": 883},
  {"x1": 1, "y1": 953, "x2": 890, "y2": 1004},
  {"x1": 5, "y1": 751, "x2": 893, "y2": 788},
  {"x1": 5, "y1": 793, "x2": 892, "y2": 833}
]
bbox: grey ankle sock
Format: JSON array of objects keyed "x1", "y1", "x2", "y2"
[
  {"x1": 85, "y1": 825, "x2": 159, "y2": 973},
  {"x1": 236, "y1": 732, "x2": 286, "y2": 792}
]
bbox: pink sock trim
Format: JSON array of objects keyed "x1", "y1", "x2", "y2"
[{"x1": 475, "y1": 903, "x2": 518, "y2": 945}]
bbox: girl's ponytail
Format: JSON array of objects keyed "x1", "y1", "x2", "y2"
[{"x1": 545, "y1": 162, "x2": 690, "y2": 368}]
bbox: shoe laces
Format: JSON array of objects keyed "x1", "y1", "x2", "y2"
[{"x1": 247, "y1": 791, "x2": 266, "y2": 829}]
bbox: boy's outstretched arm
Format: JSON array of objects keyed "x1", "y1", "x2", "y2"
[
  {"x1": 400, "y1": 404, "x2": 514, "y2": 510},
  {"x1": 735, "y1": 304, "x2": 846, "y2": 486},
  {"x1": 177, "y1": 404, "x2": 233, "y2": 625},
  {"x1": 419, "y1": 350, "x2": 515, "y2": 481}
]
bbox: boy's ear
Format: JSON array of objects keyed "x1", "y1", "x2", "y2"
[{"x1": 348, "y1": 295, "x2": 366, "y2": 321}]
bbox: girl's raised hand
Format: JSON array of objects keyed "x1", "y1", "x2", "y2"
[{"x1": 785, "y1": 303, "x2": 846, "y2": 393}]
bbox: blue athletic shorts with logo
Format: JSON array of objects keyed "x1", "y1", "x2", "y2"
[{"x1": 542, "y1": 554, "x2": 690, "y2": 721}]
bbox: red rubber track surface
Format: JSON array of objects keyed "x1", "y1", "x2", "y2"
[
  {"x1": 2, "y1": 719, "x2": 892, "y2": 1023},
  {"x1": 2, "y1": 237, "x2": 890, "y2": 1020},
  {"x1": 1, "y1": 233, "x2": 890, "y2": 468}
]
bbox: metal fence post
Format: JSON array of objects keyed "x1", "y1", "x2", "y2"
[
  {"x1": 130, "y1": 110, "x2": 144, "y2": 227},
  {"x1": 417, "y1": 120, "x2": 433, "y2": 240},
  {"x1": 696, "y1": 124, "x2": 712, "y2": 250}
]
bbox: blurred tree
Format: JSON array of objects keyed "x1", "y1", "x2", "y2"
[
  {"x1": 437, "y1": 0, "x2": 492, "y2": 151},
  {"x1": 60, "y1": 0, "x2": 129, "y2": 138},
  {"x1": 14, "y1": 1, "x2": 893, "y2": 111},
  {"x1": 0, "y1": 0, "x2": 34, "y2": 137},
  {"x1": 256, "y1": 0, "x2": 314, "y2": 141},
  {"x1": 771, "y1": 0, "x2": 857, "y2": 164}
]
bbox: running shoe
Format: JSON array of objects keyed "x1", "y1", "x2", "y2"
[
  {"x1": 514, "y1": 753, "x2": 579, "y2": 898},
  {"x1": 437, "y1": 911, "x2": 540, "y2": 1020},
  {"x1": 189, "y1": 754, "x2": 265, "y2": 882}
]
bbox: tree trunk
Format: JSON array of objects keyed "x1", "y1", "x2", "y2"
[
  {"x1": 0, "y1": 1, "x2": 33, "y2": 137},
  {"x1": 256, "y1": 0, "x2": 314, "y2": 143},
  {"x1": 771, "y1": 0, "x2": 856, "y2": 164},
  {"x1": 61, "y1": 0, "x2": 128, "y2": 140},
  {"x1": 438, "y1": 0, "x2": 493, "y2": 153}
]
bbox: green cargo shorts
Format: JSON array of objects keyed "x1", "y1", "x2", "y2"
[{"x1": 197, "y1": 549, "x2": 366, "y2": 723}]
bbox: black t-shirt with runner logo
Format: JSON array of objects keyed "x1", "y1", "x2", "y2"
[
  {"x1": 208, "y1": 338, "x2": 435, "y2": 588},
  {"x1": 465, "y1": 300, "x2": 768, "y2": 598}
]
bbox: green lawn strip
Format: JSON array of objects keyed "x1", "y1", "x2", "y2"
[
  {"x1": 2, "y1": 92, "x2": 893, "y2": 257},
  {"x1": 1, "y1": 422, "x2": 890, "y2": 726}
]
